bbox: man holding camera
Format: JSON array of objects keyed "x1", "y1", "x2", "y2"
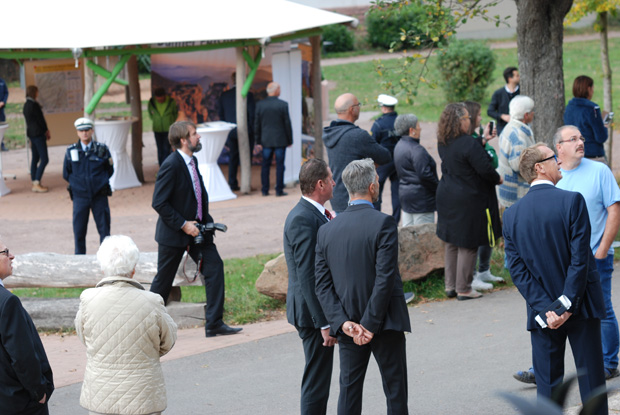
[{"x1": 151, "y1": 121, "x2": 242, "y2": 337}]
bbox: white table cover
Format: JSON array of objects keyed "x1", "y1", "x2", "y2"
[
  {"x1": 0, "y1": 124, "x2": 11, "y2": 196},
  {"x1": 93, "y1": 118, "x2": 142, "y2": 191},
  {"x1": 195, "y1": 121, "x2": 237, "y2": 202}
]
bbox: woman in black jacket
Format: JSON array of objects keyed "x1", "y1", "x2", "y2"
[
  {"x1": 436, "y1": 103, "x2": 502, "y2": 300},
  {"x1": 23, "y1": 85, "x2": 50, "y2": 193},
  {"x1": 393, "y1": 113, "x2": 438, "y2": 226}
]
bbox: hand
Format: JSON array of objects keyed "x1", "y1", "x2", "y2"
[
  {"x1": 45, "y1": 130, "x2": 51, "y2": 140},
  {"x1": 501, "y1": 114, "x2": 510, "y2": 123},
  {"x1": 0, "y1": 102, "x2": 4, "y2": 109},
  {"x1": 255, "y1": 144, "x2": 263, "y2": 152},
  {"x1": 354, "y1": 324, "x2": 374, "y2": 346},
  {"x1": 39, "y1": 393, "x2": 46, "y2": 404},
  {"x1": 546, "y1": 311, "x2": 572, "y2": 330},
  {"x1": 321, "y1": 328, "x2": 337, "y2": 347},
  {"x1": 594, "y1": 248, "x2": 608, "y2": 260},
  {"x1": 498, "y1": 176, "x2": 504, "y2": 185},
  {"x1": 182, "y1": 221, "x2": 200, "y2": 237}
]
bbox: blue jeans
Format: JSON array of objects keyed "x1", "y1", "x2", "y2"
[
  {"x1": 29, "y1": 136, "x2": 49, "y2": 181},
  {"x1": 261, "y1": 147, "x2": 285, "y2": 195},
  {"x1": 597, "y1": 253, "x2": 619, "y2": 370}
]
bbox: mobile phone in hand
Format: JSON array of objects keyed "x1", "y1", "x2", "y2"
[
  {"x1": 489, "y1": 121, "x2": 495, "y2": 132},
  {"x1": 604, "y1": 112, "x2": 614, "y2": 124}
]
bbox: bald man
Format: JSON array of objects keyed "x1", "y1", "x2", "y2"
[
  {"x1": 323, "y1": 93, "x2": 391, "y2": 213},
  {"x1": 254, "y1": 82, "x2": 293, "y2": 197}
]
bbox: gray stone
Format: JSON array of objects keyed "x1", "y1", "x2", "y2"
[
  {"x1": 398, "y1": 223, "x2": 445, "y2": 281},
  {"x1": 255, "y1": 253, "x2": 288, "y2": 301}
]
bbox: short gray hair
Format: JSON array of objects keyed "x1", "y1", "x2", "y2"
[
  {"x1": 553, "y1": 125, "x2": 579, "y2": 146},
  {"x1": 509, "y1": 95, "x2": 534, "y2": 121},
  {"x1": 394, "y1": 114, "x2": 419, "y2": 136},
  {"x1": 97, "y1": 235, "x2": 140, "y2": 278},
  {"x1": 342, "y1": 158, "x2": 376, "y2": 197}
]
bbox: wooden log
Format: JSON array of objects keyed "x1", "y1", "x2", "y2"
[{"x1": 4, "y1": 252, "x2": 204, "y2": 289}]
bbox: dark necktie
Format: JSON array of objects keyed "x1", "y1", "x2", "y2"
[
  {"x1": 189, "y1": 159, "x2": 203, "y2": 221},
  {"x1": 324, "y1": 210, "x2": 333, "y2": 221}
]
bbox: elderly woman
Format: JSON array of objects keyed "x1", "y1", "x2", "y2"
[
  {"x1": 393, "y1": 113, "x2": 438, "y2": 226},
  {"x1": 22, "y1": 85, "x2": 50, "y2": 193},
  {"x1": 436, "y1": 103, "x2": 502, "y2": 300},
  {"x1": 75, "y1": 235, "x2": 177, "y2": 415},
  {"x1": 497, "y1": 95, "x2": 535, "y2": 208},
  {"x1": 564, "y1": 75, "x2": 608, "y2": 163}
]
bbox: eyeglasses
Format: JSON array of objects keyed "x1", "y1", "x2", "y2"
[
  {"x1": 558, "y1": 135, "x2": 585, "y2": 144},
  {"x1": 538, "y1": 154, "x2": 558, "y2": 164},
  {"x1": 351, "y1": 103, "x2": 361, "y2": 109},
  {"x1": 0, "y1": 249, "x2": 9, "y2": 257}
]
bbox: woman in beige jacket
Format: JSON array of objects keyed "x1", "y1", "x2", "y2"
[{"x1": 75, "y1": 235, "x2": 177, "y2": 415}]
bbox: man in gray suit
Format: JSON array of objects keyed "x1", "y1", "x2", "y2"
[
  {"x1": 284, "y1": 158, "x2": 336, "y2": 415},
  {"x1": 315, "y1": 158, "x2": 411, "y2": 415}
]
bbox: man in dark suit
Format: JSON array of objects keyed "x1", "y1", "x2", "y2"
[
  {"x1": 284, "y1": 159, "x2": 337, "y2": 415},
  {"x1": 315, "y1": 158, "x2": 411, "y2": 415},
  {"x1": 255, "y1": 81, "x2": 293, "y2": 197},
  {"x1": 151, "y1": 121, "x2": 241, "y2": 338},
  {"x1": 218, "y1": 72, "x2": 255, "y2": 191},
  {"x1": 503, "y1": 143, "x2": 607, "y2": 413},
  {"x1": 0, "y1": 240, "x2": 54, "y2": 415}
]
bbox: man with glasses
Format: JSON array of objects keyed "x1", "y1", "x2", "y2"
[
  {"x1": 504, "y1": 144, "x2": 607, "y2": 413},
  {"x1": 0, "y1": 241, "x2": 54, "y2": 414},
  {"x1": 63, "y1": 118, "x2": 114, "y2": 255},
  {"x1": 323, "y1": 93, "x2": 391, "y2": 214}
]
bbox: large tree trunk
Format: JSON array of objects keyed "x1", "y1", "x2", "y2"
[
  {"x1": 127, "y1": 54, "x2": 144, "y2": 183},
  {"x1": 515, "y1": 0, "x2": 573, "y2": 146},
  {"x1": 599, "y1": 11, "x2": 613, "y2": 168},
  {"x1": 236, "y1": 47, "x2": 251, "y2": 194}
]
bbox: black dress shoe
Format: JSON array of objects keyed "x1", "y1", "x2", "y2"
[
  {"x1": 205, "y1": 323, "x2": 243, "y2": 338},
  {"x1": 276, "y1": 191, "x2": 288, "y2": 197},
  {"x1": 445, "y1": 290, "x2": 457, "y2": 298},
  {"x1": 229, "y1": 185, "x2": 240, "y2": 191},
  {"x1": 262, "y1": 192, "x2": 269, "y2": 196}
]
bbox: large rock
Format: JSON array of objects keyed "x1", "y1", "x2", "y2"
[
  {"x1": 255, "y1": 253, "x2": 288, "y2": 301},
  {"x1": 398, "y1": 223, "x2": 445, "y2": 281}
]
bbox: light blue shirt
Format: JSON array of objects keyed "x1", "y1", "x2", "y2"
[{"x1": 556, "y1": 157, "x2": 620, "y2": 255}]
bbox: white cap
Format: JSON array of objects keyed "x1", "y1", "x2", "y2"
[
  {"x1": 74, "y1": 117, "x2": 94, "y2": 130},
  {"x1": 377, "y1": 94, "x2": 398, "y2": 107}
]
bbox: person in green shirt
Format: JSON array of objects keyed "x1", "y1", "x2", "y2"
[{"x1": 148, "y1": 87, "x2": 178, "y2": 166}]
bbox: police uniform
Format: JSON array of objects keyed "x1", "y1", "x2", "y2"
[
  {"x1": 371, "y1": 94, "x2": 400, "y2": 222},
  {"x1": 62, "y1": 119, "x2": 114, "y2": 254}
]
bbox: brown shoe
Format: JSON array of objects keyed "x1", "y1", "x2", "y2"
[{"x1": 32, "y1": 181, "x2": 49, "y2": 193}]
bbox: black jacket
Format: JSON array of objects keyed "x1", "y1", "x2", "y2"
[
  {"x1": 393, "y1": 135, "x2": 438, "y2": 213},
  {"x1": 487, "y1": 86, "x2": 520, "y2": 134},
  {"x1": 218, "y1": 87, "x2": 255, "y2": 141},
  {"x1": 254, "y1": 96, "x2": 292, "y2": 148},
  {"x1": 23, "y1": 98, "x2": 48, "y2": 139}
]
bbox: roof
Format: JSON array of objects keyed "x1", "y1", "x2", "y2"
[{"x1": 2, "y1": 0, "x2": 354, "y2": 50}]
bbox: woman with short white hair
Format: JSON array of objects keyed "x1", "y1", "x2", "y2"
[{"x1": 75, "y1": 235, "x2": 177, "y2": 415}]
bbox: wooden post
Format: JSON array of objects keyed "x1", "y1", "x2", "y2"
[
  {"x1": 83, "y1": 57, "x2": 95, "y2": 120},
  {"x1": 236, "y1": 47, "x2": 251, "y2": 194},
  {"x1": 310, "y1": 35, "x2": 324, "y2": 160},
  {"x1": 127, "y1": 54, "x2": 144, "y2": 183}
]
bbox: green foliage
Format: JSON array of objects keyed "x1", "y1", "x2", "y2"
[
  {"x1": 322, "y1": 25, "x2": 355, "y2": 53},
  {"x1": 366, "y1": 2, "x2": 454, "y2": 51},
  {"x1": 436, "y1": 40, "x2": 496, "y2": 103}
]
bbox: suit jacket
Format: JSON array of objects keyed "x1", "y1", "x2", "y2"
[
  {"x1": 218, "y1": 87, "x2": 255, "y2": 140},
  {"x1": 503, "y1": 184, "x2": 605, "y2": 331},
  {"x1": 284, "y1": 198, "x2": 329, "y2": 329},
  {"x1": 254, "y1": 96, "x2": 293, "y2": 148},
  {"x1": 0, "y1": 286, "x2": 54, "y2": 415},
  {"x1": 315, "y1": 203, "x2": 411, "y2": 337},
  {"x1": 152, "y1": 150, "x2": 213, "y2": 248}
]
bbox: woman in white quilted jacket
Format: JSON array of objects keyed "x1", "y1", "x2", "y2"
[{"x1": 75, "y1": 235, "x2": 178, "y2": 415}]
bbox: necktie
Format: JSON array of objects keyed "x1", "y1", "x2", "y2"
[
  {"x1": 324, "y1": 210, "x2": 333, "y2": 221},
  {"x1": 189, "y1": 159, "x2": 203, "y2": 221}
]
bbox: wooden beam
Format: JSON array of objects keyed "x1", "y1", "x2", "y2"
[
  {"x1": 127, "y1": 54, "x2": 144, "y2": 183},
  {"x1": 85, "y1": 54, "x2": 131, "y2": 114},
  {"x1": 241, "y1": 48, "x2": 262, "y2": 98},
  {"x1": 236, "y1": 47, "x2": 251, "y2": 194}
]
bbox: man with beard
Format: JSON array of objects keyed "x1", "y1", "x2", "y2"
[{"x1": 151, "y1": 121, "x2": 241, "y2": 338}]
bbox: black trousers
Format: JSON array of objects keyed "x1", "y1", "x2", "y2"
[
  {"x1": 296, "y1": 326, "x2": 334, "y2": 415},
  {"x1": 151, "y1": 242, "x2": 225, "y2": 330},
  {"x1": 337, "y1": 330, "x2": 408, "y2": 415},
  {"x1": 72, "y1": 194, "x2": 110, "y2": 255},
  {"x1": 227, "y1": 129, "x2": 254, "y2": 188}
]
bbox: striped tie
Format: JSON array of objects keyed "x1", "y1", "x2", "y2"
[{"x1": 189, "y1": 159, "x2": 203, "y2": 221}]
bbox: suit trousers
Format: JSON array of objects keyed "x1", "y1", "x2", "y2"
[
  {"x1": 296, "y1": 326, "x2": 334, "y2": 415},
  {"x1": 337, "y1": 330, "x2": 408, "y2": 415},
  {"x1": 444, "y1": 242, "x2": 477, "y2": 293},
  {"x1": 72, "y1": 194, "x2": 110, "y2": 255},
  {"x1": 154, "y1": 132, "x2": 172, "y2": 167},
  {"x1": 374, "y1": 161, "x2": 401, "y2": 222},
  {"x1": 531, "y1": 318, "x2": 607, "y2": 414},
  {"x1": 151, "y1": 242, "x2": 225, "y2": 330}
]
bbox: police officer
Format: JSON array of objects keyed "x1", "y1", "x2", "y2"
[
  {"x1": 63, "y1": 118, "x2": 114, "y2": 254},
  {"x1": 371, "y1": 94, "x2": 400, "y2": 222}
]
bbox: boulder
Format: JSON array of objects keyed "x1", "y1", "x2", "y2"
[
  {"x1": 255, "y1": 253, "x2": 288, "y2": 301},
  {"x1": 398, "y1": 223, "x2": 445, "y2": 281}
]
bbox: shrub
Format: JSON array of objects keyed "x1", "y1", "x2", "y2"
[
  {"x1": 366, "y1": 3, "x2": 453, "y2": 51},
  {"x1": 322, "y1": 24, "x2": 355, "y2": 53},
  {"x1": 436, "y1": 40, "x2": 496, "y2": 103}
]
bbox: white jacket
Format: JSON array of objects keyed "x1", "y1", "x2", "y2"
[{"x1": 75, "y1": 276, "x2": 177, "y2": 415}]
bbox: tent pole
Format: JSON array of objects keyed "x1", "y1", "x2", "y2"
[
  {"x1": 310, "y1": 35, "x2": 324, "y2": 160},
  {"x1": 236, "y1": 47, "x2": 251, "y2": 194},
  {"x1": 84, "y1": 58, "x2": 95, "y2": 120},
  {"x1": 85, "y1": 54, "x2": 131, "y2": 114},
  {"x1": 86, "y1": 60, "x2": 129, "y2": 86},
  {"x1": 127, "y1": 54, "x2": 144, "y2": 183}
]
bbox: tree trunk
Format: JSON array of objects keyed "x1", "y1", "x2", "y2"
[
  {"x1": 310, "y1": 35, "x2": 324, "y2": 160},
  {"x1": 236, "y1": 47, "x2": 251, "y2": 194},
  {"x1": 599, "y1": 11, "x2": 613, "y2": 168},
  {"x1": 127, "y1": 54, "x2": 144, "y2": 183},
  {"x1": 515, "y1": 0, "x2": 573, "y2": 146}
]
